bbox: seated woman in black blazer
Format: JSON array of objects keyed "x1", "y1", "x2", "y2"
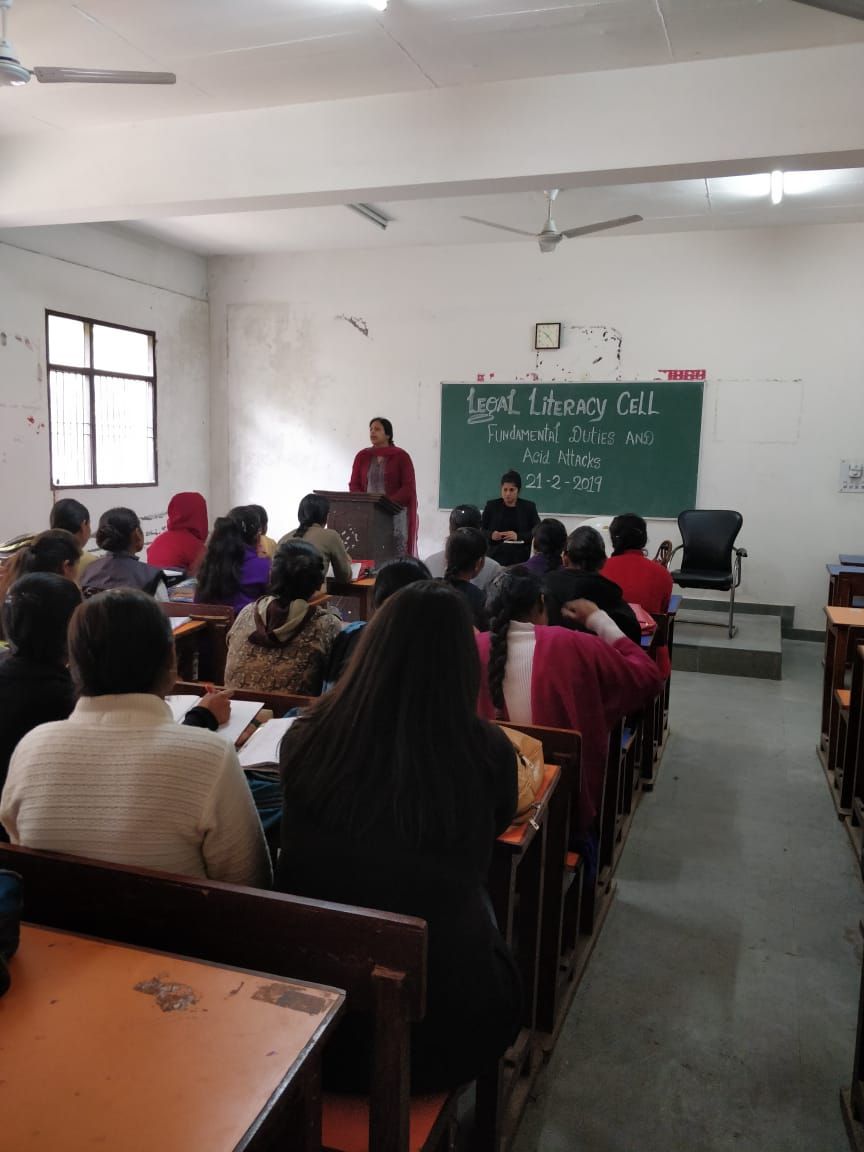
[
  {"x1": 277, "y1": 580, "x2": 521, "y2": 1091},
  {"x1": 481, "y1": 469, "x2": 540, "y2": 565}
]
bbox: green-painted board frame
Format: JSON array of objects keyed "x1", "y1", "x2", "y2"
[{"x1": 438, "y1": 380, "x2": 703, "y2": 518}]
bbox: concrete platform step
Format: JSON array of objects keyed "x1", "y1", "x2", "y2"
[{"x1": 672, "y1": 609, "x2": 782, "y2": 680}]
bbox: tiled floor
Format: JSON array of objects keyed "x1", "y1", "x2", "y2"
[{"x1": 514, "y1": 641, "x2": 864, "y2": 1152}]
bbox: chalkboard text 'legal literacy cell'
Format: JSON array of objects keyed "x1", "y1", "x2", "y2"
[{"x1": 439, "y1": 381, "x2": 704, "y2": 518}]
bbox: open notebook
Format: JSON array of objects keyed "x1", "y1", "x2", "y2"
[
  {"x1": 166, "y1": 695, "x2": 265, "y2": 747},
  {"x1": 237, "y1": 717, "x2": 297, "y2": 769}
]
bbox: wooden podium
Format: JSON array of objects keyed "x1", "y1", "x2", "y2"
[{"x1": 314, "y1": 491, "x2": 404, "y2": 567}]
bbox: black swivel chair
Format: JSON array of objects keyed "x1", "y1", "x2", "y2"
[{"x1": 670, "y1": 510, "x2": 747, "y2": 638}]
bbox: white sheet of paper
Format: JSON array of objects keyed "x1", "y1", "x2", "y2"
[
  {"x1": 169, "y1": 616, "x2": 191, "y2": 631},
  {"x1": 350, "y1": 562, "x2": 362, "y2": 580},
  {"x1": 237, "y1": 717, "x2": 297, "y2": 768},
  {"x1": 165, "y1": 693, "x2": 199, "y2": 722},
  {"x1": 215, "y1": 699, "x2": 265, "y2": 746},
  {"x1": 166, "y1": 695, "x2": 265, "y2": 746}
]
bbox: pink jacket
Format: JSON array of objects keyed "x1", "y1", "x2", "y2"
[{"x1": 476, "y1": 625, "x2": 663, "y2": 834}]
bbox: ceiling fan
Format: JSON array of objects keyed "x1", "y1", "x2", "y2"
[
  {"x1": 0, "y1": 0, "x2": 175, "y2": 87},
  {"x1": 789, "y1": 0, "x2": 864, "y2": 17},
  {"x1": 462, "y1": 190, "x2": 643, "y2": 254}
]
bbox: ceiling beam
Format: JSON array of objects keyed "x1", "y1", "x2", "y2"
[{"x1": 2, "y1": 42, "x2": 864, "y2": 227}]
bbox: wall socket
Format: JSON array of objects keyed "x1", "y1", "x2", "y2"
[{"x1": 840, "y1": 459, "x2": 864, "y2": 493}]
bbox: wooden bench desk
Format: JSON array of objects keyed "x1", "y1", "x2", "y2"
[
  {"x1": 0, "y1": 844, "x2": 454, "y2": 1152},
  {"x1": 827, "y1": 566, "x2": 864, "y2": 610},
  {"x1": 2, "y1": 923, "x2": 344, "y2": 1152},
  {"x1": 821, "y1": 608, "x2": 864, "y2": 781},
  {"x1": 326, "y1": 576, "x2": 376, "y2": 622},
  {"x1": 840, "y1": 555, "x2": 864, "y2": 568},
  {"x1": 162, "y1": 602, "x2": 235, "y2": 682}
]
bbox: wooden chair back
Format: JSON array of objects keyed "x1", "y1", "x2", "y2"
[{"x1": 161, "y1": 602, "x2": 234, "y2": 682}]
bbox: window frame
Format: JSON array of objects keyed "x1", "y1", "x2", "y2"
[{"x1": 45, "y1": 309, "x2": 159, "y2": 491}]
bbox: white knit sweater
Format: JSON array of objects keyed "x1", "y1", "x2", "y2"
[{"x1": 0, "y1": 693, "x2": 272, "y2": 887}]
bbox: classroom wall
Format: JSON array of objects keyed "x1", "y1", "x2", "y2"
[
  {"x1": 0, "y1": 224, "x2": 210, "y2": 545},
  {"x1": 206, "y1": 222, "x2": 864, "y2": 632}
]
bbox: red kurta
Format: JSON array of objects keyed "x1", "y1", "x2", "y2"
[
  {"x1": 476, "y1": 625, "x2": 663, "y2": 835},
  {"x1": 349, "y1": 445, "x2": 418, "y2": 556}
]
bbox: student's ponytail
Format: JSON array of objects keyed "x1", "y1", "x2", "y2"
[
  {"x1": 486, "y1": 566, "x2": 543, "y2": 713},
  {"x1": 444, "y1": 527, "x2": 487, "y2": 583},
  {"x1": 295, "y1": 494, "x2": 329, "y2": 540}
]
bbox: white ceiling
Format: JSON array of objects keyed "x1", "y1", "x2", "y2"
[
  {"x1": 4, "y1": 0, "x2": 864, "y2": 252},
  {"x1": 2, "y1": 0, "x2": 864, "y2": 134}
]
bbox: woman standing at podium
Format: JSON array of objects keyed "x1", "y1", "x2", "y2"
[{"x1": 349, "y1": 417, "x2": 418, "y2": 556}]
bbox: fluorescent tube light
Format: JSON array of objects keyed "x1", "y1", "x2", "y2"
[
  {"x1": 770, "y1": 170, "x2": 784, "y2": 206},
  {"x1": 347, "y1": 203, "x2": 391, "y2": 230}
]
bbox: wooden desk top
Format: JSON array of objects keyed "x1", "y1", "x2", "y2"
[
  {"x1": 826, "y1": 565, "x2": 864, "y2": 577},
  {"x1": 1, "y1": 924, "x2": 344, "y2": 1152},
  {"x1": 327, "y1": 576, "x2": 375, "y2": 589},
  {"x1": 840, "y1": 555, "x2": 864, "y2": 567},
  {"x1": 171, "y1": 618, "x2": 207, "y2": 639},
  {"x1": 497, "y1": 764, "x2": 560, "y2": 850},
  {"x1": 825, "y1": 605, "x2": 864, "y2": 626}
]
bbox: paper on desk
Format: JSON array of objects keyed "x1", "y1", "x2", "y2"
[
  {"x1": 238, "y1": 717, "x2": 297, "y2": 768},
  {"x1": 166, "y1": 695, "x2": 265, "y2": 747},
  {"x1": 166, "y1": 693, "x2": 199, "y2": 722},
  {"x1": 169, "y1": 616, "x2": 191, "y2": 631}
]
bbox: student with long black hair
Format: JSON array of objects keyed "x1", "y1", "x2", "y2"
[
  {"x1": 280, "y1": 494, "x2": 352, "y2": 584},
  {"x1": 477, "y1": 566, "x2": 662, "y2": 838},
  {"x1": 0, "y1": 530, "x2": 82, "y2": 621},
  {"x1": 523, "y1": 518, "x2": 567, "y2": 577},
  {"x1": 277, "y1": 580, "x2": 521, "y2": 1090},
  {"x1": 195, "y1": 507, "x2": 270, "y2": 613},
  {"x1": 543, "y1": 525, "x2": 641, "y2": 643},
  {"x1": 443, "y1": 526, "x2": 489, "y2": 631}
]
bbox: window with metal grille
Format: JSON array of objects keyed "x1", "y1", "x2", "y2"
[{"x1": 46, "y1": 311, "x2": 157, "y2": 489}]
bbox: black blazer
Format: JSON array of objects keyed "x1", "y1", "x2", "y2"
[{"x1": 481, "y1": 498, "x2": 540, "y2": 566}]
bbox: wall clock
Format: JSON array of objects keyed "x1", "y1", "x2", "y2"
[{"x1": 534, "y1": 322, "x2": 561, "y2": 350}]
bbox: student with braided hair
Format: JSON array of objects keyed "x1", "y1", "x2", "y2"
[
  {"x1": 443, "y1": 527, "x2": 489, "y2": 632},
  {"x1": 476, "y1": 566, "x2": 663, "y2": 837},
  {"x1": 279, "y1": 493, "x2": 352, "y2": 585}
]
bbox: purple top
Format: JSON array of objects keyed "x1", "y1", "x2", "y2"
[
  {"x1": 522, "y1": 553, "x2": 559, "y2": 577},
  {"x1": 230, "y1": 547, "x2": 271, "y2": 615}
]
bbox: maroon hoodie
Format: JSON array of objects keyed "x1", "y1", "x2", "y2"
[{"x1": 147, "y1": 492, "x2": 208, "y2": 574}]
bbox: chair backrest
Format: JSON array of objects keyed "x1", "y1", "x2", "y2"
[{"x1": 677, "y1": 510, "x2": 743, "y2": 574}]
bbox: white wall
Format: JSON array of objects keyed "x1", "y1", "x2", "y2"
[
  {"x1": 209, "y1": 224, "x2": 864, "y2": 632},
  {"x1": 0, "y1": 224, "x2": 210, "y2": 544}
]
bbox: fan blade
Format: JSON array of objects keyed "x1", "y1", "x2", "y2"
[
  {"x1": 461, "y1": 215, "x2": 537, "y2": 238},
  {"x1": 560, "y1": 214, "x2": 644, "y2": 239},
  {"x1": 33, "y1": 67, "x2": 176, "y2": 85},
  {"x1": 788, "y1": 0, "x2": 864, "y2": 18}
]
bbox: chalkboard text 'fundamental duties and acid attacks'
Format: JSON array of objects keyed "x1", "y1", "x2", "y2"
[{"x1": 438, "y1": 381, "x2": 704, "y2": 519}]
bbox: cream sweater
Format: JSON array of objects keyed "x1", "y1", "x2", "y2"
[{"x1": 0, "y1": 694, "x2": 272, "y2": 887}]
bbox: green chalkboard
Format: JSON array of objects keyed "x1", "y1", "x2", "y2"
[{"x1": 439, "y1": 381, "x2": 703, "y2": 519}]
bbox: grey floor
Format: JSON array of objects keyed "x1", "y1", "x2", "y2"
[{"x1": 514, "y1": 640, "x2": 864, "y2": 1152}]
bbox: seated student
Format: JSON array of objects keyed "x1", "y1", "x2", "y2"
[
  {"x1": 0, "y1": 574, "x2": 81, "y2": 804},
  {"x1": 522, "y1": 518, "x2": 567, "y2": 578},
  {"x1": 476, "y1": 567, "x2": 663, "y2": 838},
  {"x1": 543, "y1": 525, "x2": 641, "y2": 645},
  {"x1": 481, "y1": 470, "x2": 540, "y2": 566},
  {"x1": 442, "y1": 527, "x2": 490, "y2": 632},
  {"x1": 147, "y1": 491, "x2": 209, "y2": 575},
  {"x1": 279, "y1": 493, "x2": 353, "y2": 585},
  {"x1": 603, "y1": 513, "x2": 675, "y2": 678},
  {"x1": 0, "y1": 530, "x2": 82, "y2": 639},
  {"x1": 0, "y1": 589, "x2": 271, "y2": 886},
  {"x1": 0, "y1": 573, "x2": 234, "y2": 820},
  {"x1": 195, "y1": 508, "x2": 270, "y2": 614},
  {"x1": 224, "y1": 539, "x2": 341, "y2": 695},
  {"x1": 249, "y1": 504, "x2": 278, "y2": 560},
  {"x1": 81, "y1": 508, "x2": 168, "y2": 599},
  {"x1": 324, "y1": 557, "x2": 431, "y2": 687},
  {"x1": 49, "y1": 498, "x2": 97, "y2": 577},
  {"x1": 277, "y1": 580, "x2": 521, "y2": 1091},
  {"x1": 424, "y1": 504, "x2": 503, "y2": 594}
]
